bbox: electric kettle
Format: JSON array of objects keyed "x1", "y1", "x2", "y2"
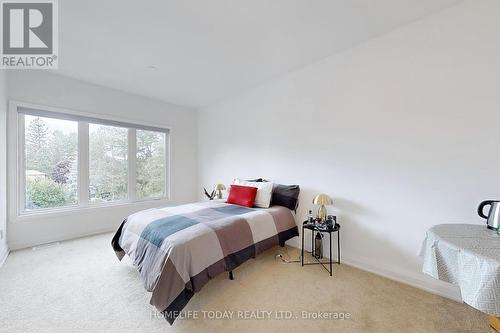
[{"x1": 478, "y1": 200, "x2": 500, "y2": 230}]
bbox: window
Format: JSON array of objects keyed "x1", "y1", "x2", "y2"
[
  {"x1": 24, "y1": 115, "x2": 78, "y2": 210},
  {"x1": 136, "y1": 130, "x2": 166, "y2": 199},
  {"x1": 89, "y1": 124, "x2": 128, "y2": 203},
  {"x1": 18, "y1": 105, "x2": 169, "y2": 213}
]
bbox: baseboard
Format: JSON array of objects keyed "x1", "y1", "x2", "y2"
[
  {"x1": 0, "y1": 243, "x2": 9, "y2": 267},
  {"x1": 8, "y1": 227, "x2": 117, "y2": 251},
  {"x1": 340, "y1": 255, "x2": 462, "y2": 302},
  {"x1": 286, "y1": 239, "x2": 462, "y2": 303}
]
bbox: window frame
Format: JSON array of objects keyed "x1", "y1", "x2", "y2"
[{"x1": 11, "y1": 101, "x2": 171, "y2": 217}]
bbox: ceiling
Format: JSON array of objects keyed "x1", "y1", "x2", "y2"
[{"x1": 56, "y1": 0, "x2": 460, "y2": 108}]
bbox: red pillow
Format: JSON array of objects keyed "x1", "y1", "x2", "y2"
[{"x1": 226, "y1": 185, "x2": 258, "y2": 208}]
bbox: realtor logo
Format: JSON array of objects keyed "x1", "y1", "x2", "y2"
[{"x1": 1, "y1": 0, "x2": 58, "y2": 69}]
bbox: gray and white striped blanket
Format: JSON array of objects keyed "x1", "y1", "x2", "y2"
[{"x1": 111, "y1": 200, "x2": 298, "y2": 324}]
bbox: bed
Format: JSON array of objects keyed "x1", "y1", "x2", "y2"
[{"x1": 111, "y1": 200, "x2": 299, "y2": 324}]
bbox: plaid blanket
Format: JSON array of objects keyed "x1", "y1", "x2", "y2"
[{"x1": 111, "y1": 201, "x2": 298, "y2": 324}]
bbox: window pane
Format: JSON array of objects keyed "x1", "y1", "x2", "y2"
[
  {"x1": 24, "y1": 115, "x2": 78, "y2": 210},
  {"x1": 136, "y1": 130, "x2": 166, "y2": 199},
  {"x1": 89, "y1": 124, "x2": 128, "y2": 203}
]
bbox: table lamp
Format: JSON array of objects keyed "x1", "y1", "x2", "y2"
[
  {"x1": 215, "y1": 184, "x2": 226, "y2": 199},
  {"x1": 313, "y1": 193, "x2": 333, "y2": 221}
]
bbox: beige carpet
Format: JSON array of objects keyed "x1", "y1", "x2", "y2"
[{"x1": 0, "y1": 233, "x2": 492, "y2": 333}]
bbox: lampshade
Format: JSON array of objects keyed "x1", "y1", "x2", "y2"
[
  {"x1": 313, "y1": 194, "x2": 333, "y2": 206},
  {"x1": 215, "y1": 183, "x2": 226, "y2": 191}
]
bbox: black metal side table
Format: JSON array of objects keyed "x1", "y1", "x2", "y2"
[{"x1": 301, "y1": 220, "x2": 341, "y2": 276}]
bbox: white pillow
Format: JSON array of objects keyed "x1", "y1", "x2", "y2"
[{"x1": 233, "y1": 179, "x2": 273, "y2": 208}]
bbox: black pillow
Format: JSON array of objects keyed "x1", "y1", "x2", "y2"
[
  {"x1": 245, "y1": 178, "x2": 300, "y2": 210},
  {"x1": 271, "y1": 184, "x2": 300, "y2": 211}
]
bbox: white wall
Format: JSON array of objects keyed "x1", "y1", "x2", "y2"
[
  {"x1": 0, "y1": 71, "x2": 8, "y2": 265},
  {"x1": 199, "y1": 0, "x2": 500, "y2": 300},
  {"x1": 6, "y1": 71, "x2": 198, "y2": 250}
]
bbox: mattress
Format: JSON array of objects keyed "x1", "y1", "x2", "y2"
[{"x1": 111, "y1": 200, "x2": 298, "y2": 324}]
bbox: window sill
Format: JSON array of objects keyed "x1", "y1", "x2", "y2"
[{"x1": 15, "y1": 198, "x2": 170, "y2": 222}]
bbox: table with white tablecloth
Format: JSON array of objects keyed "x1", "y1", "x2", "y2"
[{"x1": 420, "y1": 224, "x2": 500, "y2": 316}]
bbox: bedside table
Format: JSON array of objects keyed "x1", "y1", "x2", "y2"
[{"x1": 301, "y1": 220, "x2": 341, "y2": 276}]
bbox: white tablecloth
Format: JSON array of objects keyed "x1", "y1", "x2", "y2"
[{"x1": 420, "y1": 224, "x2": 500, "y2": 316}]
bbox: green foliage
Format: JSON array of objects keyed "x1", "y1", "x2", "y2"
[
  {"x1": 137, "y1": 130, "x2": 165, "y2": 199},
  {"x1": 89, "y1": 125, "x2": 128, "y2": 202},
  {"x1": 25, "y1": 117, "x2": 51, "y2": 174},
  {"x1": 24, "y1": 117, "x2": 167, "y2": 208},
  {"x1": 48, "y1": 130, "x2": 78, "y2": 173},
  {"x1": 26, "y1": 177, "x2": 67, "y2": 209},
  {"x1": 25, "y1": 116, "x2": 78, "y2": 209},
  {"x1": 25, "y1": 118, "x2": 78, "y2": 176},
  {"x1": 26, "y1": 116, "x2": 49, "y2": 148}
]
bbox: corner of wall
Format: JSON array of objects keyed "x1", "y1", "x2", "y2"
[
  {"x1": 0, "y1": 70, "x2": 9, "y2": 265},
  {"x1": 0, "y1": 246, "x2": 9, "y2": 267}
]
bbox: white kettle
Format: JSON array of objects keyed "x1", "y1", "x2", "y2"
[{"x1": 478, "y1": 200, "x2": 500, "y2": 231}]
